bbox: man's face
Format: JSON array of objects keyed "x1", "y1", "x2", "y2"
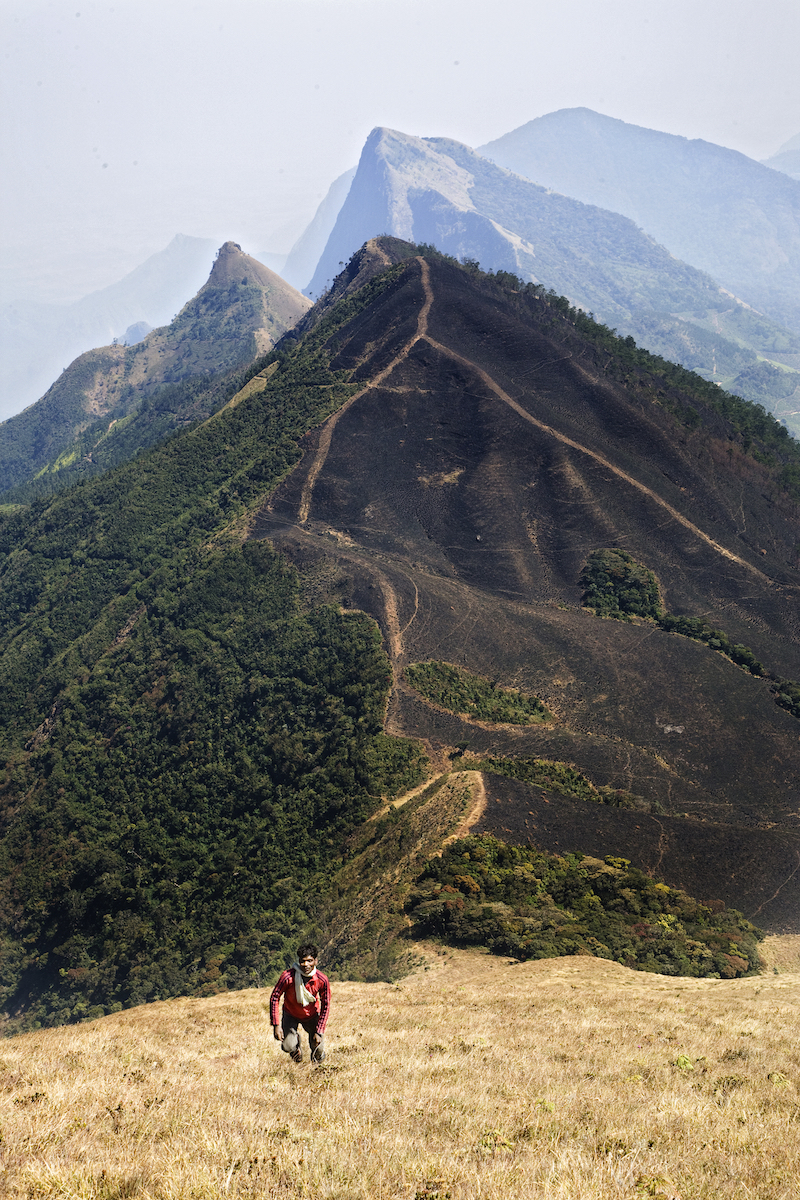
[{"x1": 299, "y1": 955, "x2": 317, "y2": 976}]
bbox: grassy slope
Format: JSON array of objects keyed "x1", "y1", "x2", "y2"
[{"x1": 1, "y1": 951, "x2": 799, "y2": 1198}]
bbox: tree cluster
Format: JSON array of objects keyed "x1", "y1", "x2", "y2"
[{"x1": 408, "y1": 835, "x2": 763, "y2": 979}]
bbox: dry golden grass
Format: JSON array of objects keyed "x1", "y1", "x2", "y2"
[
  {"x1": 2, "y1": 948, "x2": 800, "y2": 1199},
  {"x1": 759, "y1": 934, "x2": 800, "y2": 975}
]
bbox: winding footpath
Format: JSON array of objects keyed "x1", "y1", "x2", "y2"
[{"x1": 297, "y1": 255, "x2": 768, "y2": 583}]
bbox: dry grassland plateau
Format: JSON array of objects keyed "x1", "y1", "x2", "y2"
[{"x1": 2, "y1": 943, "x2": 800, "y2": 1199}]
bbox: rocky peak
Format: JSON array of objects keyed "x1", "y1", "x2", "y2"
[{"x1": 204, "y1": 240, "x2": 283, "y2": 292}]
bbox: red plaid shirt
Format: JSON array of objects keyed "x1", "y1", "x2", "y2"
[{"x1": 269, "y1": 968, "x2": 330, "y2": 1033}]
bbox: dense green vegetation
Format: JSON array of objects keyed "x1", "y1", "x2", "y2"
[
  {"x1": 468, "y1": 758, "x2": 653, "y2": 812},
  {"x1": 1, "y1": 369, "x2": 243, "y2": 504},
  {"x1": 0, "y1": 543, "x2": 422, "y2": 1029},
  {"x1": 408, "y1": 835, "x2": 763, "y2": 978},
  {"x1": 580, "y1": 549, "x2": 662, "y2": 621},
  {"x1": 0, "y1": 261, "x2": 420, "y2": 1031},
  {"x1": 405, "y1": 661, "x2": 550, "y2": 724}
]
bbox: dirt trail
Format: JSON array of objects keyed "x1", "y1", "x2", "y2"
[
  {"x1": 372, "y1": 769, "x2": 486, "y2": 840},
  {"x1": 376, "y1": 574, "x2": 403, "y2": 659},
  {"x1": 443, "y1": 772, "x2": 488, "y2": 845},
  {"x1": 297, "y1": 258, "x2": 434, "y2": 524},
  {"x1": 371, "y1": 770, "x2": 449, "y2": 819},
  {"x1": 286, "y1": 255, "x2": 768, "y2": 581},
  {"x1": 365, "y1": 237, "x2": 393, "y2": 268},
  {"x1": 423, "y1": 333, "x2": 770, "y2": 584},
  {"x1": 750, "y1": 846, "x2": 800, "y2": 920}
]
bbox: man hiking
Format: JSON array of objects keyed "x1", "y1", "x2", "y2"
[{"x1": 270, "y1": 942, "x2": 330, "y2": 1063}]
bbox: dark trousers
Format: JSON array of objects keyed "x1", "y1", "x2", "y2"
[{"x1": 281, "y1": 1012, "x2": 325, "y2": 1062}]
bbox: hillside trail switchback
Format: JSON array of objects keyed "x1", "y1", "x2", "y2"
[
  {"x1": 420, "y1": 331, "x2": 771, "y2": 585},
  {"x1": 292, "y1": 254, "x2": 769, "y2": 584}
]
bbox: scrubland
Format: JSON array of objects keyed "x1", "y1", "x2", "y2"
[{"x1": 2, "y1": 944, "x2": 799, "y2": 1199}]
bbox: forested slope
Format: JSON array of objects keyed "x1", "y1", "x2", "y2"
[
  {"x1": 0, "y1": 259, "x2": 421, "y2": 1029},
  {"x1": 0, "y1": 243, "x2": 311, "y2": 501}
]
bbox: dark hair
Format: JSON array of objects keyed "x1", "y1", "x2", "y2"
[{"x1": 297, "y1": 943, "x2": 319, "y2": 960}]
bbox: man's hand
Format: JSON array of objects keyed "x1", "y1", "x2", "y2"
[
  {"x1": 310, "y1": 1032, "x2": 321, "y2": 1049},
  {"x1": 273, "y1": 1024, "x2": 282, "y2": 1041}
]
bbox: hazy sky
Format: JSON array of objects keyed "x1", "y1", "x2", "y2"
[{"x1": 2, "y1": 0, "x2": 799, "y2": 304}]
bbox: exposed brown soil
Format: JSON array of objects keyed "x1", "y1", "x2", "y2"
[{"x1": 253, "y1": 245, "x2": 800, "y2": 931}]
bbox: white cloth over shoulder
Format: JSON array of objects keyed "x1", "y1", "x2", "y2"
[{"x1": 292, "y1": 962, "x2": 317, "y2": 1007}]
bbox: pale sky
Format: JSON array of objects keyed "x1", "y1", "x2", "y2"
[{"x1": 2, "y1": 0, "x2": 799, "y2": 304}]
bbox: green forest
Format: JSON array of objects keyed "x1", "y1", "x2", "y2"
[
  {"x1": 405, "y1": 661, "x2": 550, "y2": 724},
  {"x1": 0, "y1": 261, "x2": 421, "y2": 1030},
  {"x1": 408, "y1": 835, "x2": 762, "y2": 979}
]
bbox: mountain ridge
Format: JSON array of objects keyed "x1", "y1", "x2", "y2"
[
  {"x1": 303, "y1": 127, "x2": 800, "y2": 431},
  {"x1": 2, "y1": 239, "x2": 800, "y2": 1029},
  {"x1": 257, "y1": 243, "x2": 800, "y2": 930},
  {"x1": 478, "y1": 107, "x2": 800, "y2": 335},
  {"x1": 0, "y1": 241, "x2": 311, "y2": 499},
  {"x1": 762, "y1": 131, "x2": 800, "y2": 181},
  {"x1": 0, "y1": 234, "x2": 219, "y2": 422}
]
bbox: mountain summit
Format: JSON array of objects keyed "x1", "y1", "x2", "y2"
[
  {"x1": 0, "y1": 234, "x2": 219, "y2": 422},
  {"x1": 0, "y1": 241, "x2": 311, "y2": 498},
  {"x1": 304, "y1": 128, "x2": 800, "y2": 429}
]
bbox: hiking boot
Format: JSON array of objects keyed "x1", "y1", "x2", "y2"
[{"x1": 290, "y1": 1047, "x2": 302, "y2": 1063}]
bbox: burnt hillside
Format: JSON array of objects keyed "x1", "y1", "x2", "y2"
[{"x1": 257, "y1": 243, "x2": 800, "y2": 929}]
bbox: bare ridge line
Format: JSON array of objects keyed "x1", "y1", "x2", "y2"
[
  {"x1": 422, "y1": 334, "x2": 770, "y2": 584},
  {"x1": 297, "y1": 258, "x2": 433, "y2": 524}
]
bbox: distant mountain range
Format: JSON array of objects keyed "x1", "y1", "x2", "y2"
[
  {"x1": 762, "y1": 132, "x2": 800, "y2": 181},
  {"x1": 0, "y1": 235, "x2": 218, "y2": 422},
  {"x1": 303, "y1": 126, "x2": 800, "y2": 432},
  {"x1": 0, "y1": 242, "x2": 310, "y2": 499},
  {"x1": 281, "y1": 167, "x2": 357, "y2": 292},
  {"x1": 478, "y1": 108, "x2": 800, "y2": 338},
  {"x1": 7, "y1": 111, "x2": 800, "y2": 439}
]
